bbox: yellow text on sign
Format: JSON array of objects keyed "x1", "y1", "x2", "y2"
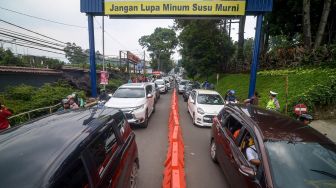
[{"x1": 104, "y1": 1, "x2": 246, "y2": 16}]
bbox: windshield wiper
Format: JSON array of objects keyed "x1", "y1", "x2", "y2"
[{"x1": 310, "y1": 169, "x2": 336, "y2": 179}]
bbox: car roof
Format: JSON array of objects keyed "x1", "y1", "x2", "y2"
[
  {"x1": 0, "y1": 107, "x2": 120, "y2": 188},
  {"x1": 195, "y1": 89, "x2": 221, "y2": 95},
  {"x1": 120, "y1": 83, "x2": 149, "y2": 88},
  {"x1": 227, "y1": 105, "x2": 333, "y2": 143}
]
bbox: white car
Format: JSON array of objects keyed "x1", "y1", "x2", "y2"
[
  {"x1": 178, "y1": 80, "x2": 189, "y2": 94},
  {"x1": 187, "y1": 89, "x2": 224, "y2": 127},
  {"x1": 105, "y1": 83, "x2": 155, "y2": 128},
  {"x1": 154, "y1": 79, "x2": 168, "y2": 93}
]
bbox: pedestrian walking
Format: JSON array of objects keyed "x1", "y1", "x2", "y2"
[
  {"x1": 0, "y1": 102, "x2": 12, "y2": 130},
  {"x1": 244, "y1": 91, "x2": 260, "y2": 106},
  {"x1": 266, "y1": 91, "x2": 280, "y2": 111}
]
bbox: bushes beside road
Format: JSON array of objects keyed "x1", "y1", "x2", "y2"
[{"x1": 200, "y1": 68, "x2": 336, "y2": 117}]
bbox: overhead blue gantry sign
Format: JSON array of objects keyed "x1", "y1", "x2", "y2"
[{"x1": 80, "y1": 0, "x2": 272, "y2": 97}]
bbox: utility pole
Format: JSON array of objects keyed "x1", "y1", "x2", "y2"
[
  {"x1": 143, "y1": 51, "x2": 146, "y2": 74},
  {"x1": 102, "y1": 16, "x2": 106, "y2": 90}
]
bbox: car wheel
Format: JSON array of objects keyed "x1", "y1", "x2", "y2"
[
  {"x1": 210, "y1": 140, "x2": 218, "y2": 163},
  {"x1": 142, "y1": 110, "x2": 149, "y2": 128},
  {"x1": 184, "y1": 97, "x2": 187, "y2": 102},
  {"x1": 129, "y1": 161, "x2": 138, "y2": 188},
  {"x1": 152, "y1": 104, "x2": 155, "y2": 113},
  {"x1": 192, "y1": 113, "x2": 196, "y2": 125}
]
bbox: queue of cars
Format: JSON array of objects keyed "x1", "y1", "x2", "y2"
[
  {"x1": 0, "y1": 80, "x2": 172, "y2": 188},
  {"x1": 2, "y1": 74, "x2": 335, "y2": 188}
]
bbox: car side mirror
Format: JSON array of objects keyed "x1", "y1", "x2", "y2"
[
  {"x1": 190, "y1": 99, "x2": 195, "y2": 104},
  {"x1": 239, "y1": 165, "x2": 256, "y2": 178},
  {"x1": 147, "y1": 94, "x2": 153, "y2": 98}
]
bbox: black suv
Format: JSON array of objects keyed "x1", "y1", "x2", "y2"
[{"x1": 0, "y1": 107, "x2": 139, "y2": 188}]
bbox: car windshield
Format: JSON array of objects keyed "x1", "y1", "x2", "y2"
[
  {"x1": 197, "y1": 94, "x2": 224, "y2": 105},
  {"x1": 113, "y1": 88, "x2": 145, "y2": 98},
  {"x1": 155, "y1": 80, "x2": 164, "y2": 85},
  {"x1": 265, "y1": 141, "x2": 336, "y2": 188}
]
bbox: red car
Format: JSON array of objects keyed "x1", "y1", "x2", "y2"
[
  {"x1": 210, "y1": 104, "x2": 336, "y2": 188},
  {"x1": 0, "y1": 108, "x2": 139, "y2": 188}
]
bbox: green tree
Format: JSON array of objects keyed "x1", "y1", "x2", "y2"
[
  {"x1": 64, "y1": 43, "x2": 88, "y2": 64},
  {"x1": 139, "y1": 27, "x2": 178, "y2": 72},
  {"x1": 175, "y1": 20, "x2": 235, "y2": 77}
]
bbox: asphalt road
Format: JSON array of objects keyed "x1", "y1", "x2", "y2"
[
  {"x1": 132, "y1": 89, "x2": 171, "y2": 188},
  {"x1": 133, "y1": 88, "x2": 228, "y2": 188},
  {"x1": 177, "y1": 93, "x2": 229, "y2": 188}
]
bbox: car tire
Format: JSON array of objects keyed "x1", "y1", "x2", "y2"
[
  {"x1": 192, "y1": 112, "x2": 196, "y2": 126},
  {"x1": 142, "y1": 110, "x2": 149, "y2": 128},
  {"x1": 210, "y1": 140, "x2": 218, "y2": 163},
  {"x1": 129, "y1": 161, "x2": 139, "y2": 188},
  {"x1": 152, "y1": 104, "x2": 155, "y2": 113},
  {"x1": 184, "y1": 97, "x2": 187, "y2": 102}
]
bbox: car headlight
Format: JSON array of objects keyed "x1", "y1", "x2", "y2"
[
  {"x1": 197, "y1": 107, "x2": 205, "y2": 114},
  {"x1": 133, "y1": 104, "x2": 145, "y2": 111}
]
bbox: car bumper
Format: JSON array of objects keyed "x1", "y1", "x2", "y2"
[
  {"x1": 194, "y1": 113, "x2": 216, "y2": 127},
  {"x1": 122, "y1": 109, "x2": 146, "y2": 125},
  {"x1": 178, "y1": 89, "x2": 185, "y2": 93},
  {"x1": 159, "y1": 87, "x2": 166, "y2": 93}
]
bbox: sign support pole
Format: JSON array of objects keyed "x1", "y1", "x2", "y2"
[
  {"x1": 248, "y1": 14, "x2": 263, "y2": 98},
  {"x1": 88, "y1": 14, "x2": 97, "y2": 97}
]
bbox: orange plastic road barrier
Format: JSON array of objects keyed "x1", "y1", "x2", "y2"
[{"x1": 163, "y1": 89, "x2": 186, "y2": 188}]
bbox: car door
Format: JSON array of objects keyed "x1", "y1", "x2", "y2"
[
  {"x1": 113, "y1": 112, "x2": 138, "y2": 188},
  {"x1": 83, "y1": 120, "x2": 123, "y2": 188},
  {"x1": 188, "y1": 90, "x2": 196, "y2": 117}
]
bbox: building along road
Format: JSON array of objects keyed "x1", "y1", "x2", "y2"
[{"x1": 132, "y1": 87, "x2": 228, "y2": 188}]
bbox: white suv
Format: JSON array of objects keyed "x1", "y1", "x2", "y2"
[
  {"x1": 187, "y1": 89, "x2": 224, "y2": 127},
  {"x1": 105, "y1": 83, "x2": 155, "y2": 128},
  {"x1": 155, "y1": 79, "x2": 168, "y2": 93}
]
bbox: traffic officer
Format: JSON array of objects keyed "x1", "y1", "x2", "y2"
[{"x1": 266, "y1": 91, "x2": 280, "y2": 111}]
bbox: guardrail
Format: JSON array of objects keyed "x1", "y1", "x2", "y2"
[
  {"x1": 163, "y1": 89, "x2": 186, "y2": 188},
  {"x1": 8, "y1": 101, "x2": 98, "y2": 122},
  {"x1": 8, "y1": 103, "x2": 62, "y2": 121}
]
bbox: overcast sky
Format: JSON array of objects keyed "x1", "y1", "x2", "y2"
[{"x1": 0, "y1": 0, "x2": 257, "y2": 62}]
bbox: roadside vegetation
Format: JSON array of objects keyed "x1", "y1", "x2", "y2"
[{"x1": 199, "y1": 68, "x2": 336, "y2": 117}]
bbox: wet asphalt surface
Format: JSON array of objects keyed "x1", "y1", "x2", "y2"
[{"x1": 133, "y1": 87, "x2": 229, "y2": 188}]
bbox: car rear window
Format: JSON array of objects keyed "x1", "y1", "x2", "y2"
[
  {"x1": 197, "y1": 94, "x2": 224, "y2": 105},
  {"x1": 180, "y1": 81, "x2": 188, "y2": 85},
  {"x1": 113, "y1": 88, "x2": 145, "y2": 98}
]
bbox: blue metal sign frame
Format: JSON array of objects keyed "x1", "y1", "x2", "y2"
[{"x1": 80, "y1": 0, "x2": 273, "y2": 98}]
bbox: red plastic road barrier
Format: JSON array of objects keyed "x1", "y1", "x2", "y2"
[{"x1": 162, "y1": 89, "x2": 186, "y2": 188}]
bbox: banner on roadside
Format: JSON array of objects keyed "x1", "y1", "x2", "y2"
[
  {"x1": 104, "y1": 0, "x2": 246, "y2": 17},
  {"x1": 100, "y1": 71, "x2": 109, "y2": 85}
]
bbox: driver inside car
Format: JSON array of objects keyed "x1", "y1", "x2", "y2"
[{"x1": 246, "y1": 137, "x2": 261, "y2": 167}]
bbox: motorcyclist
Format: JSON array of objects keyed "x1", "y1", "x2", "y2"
[
  {"x1": 298, "y1": 114, "x2": 313, "y2": 126},
  {"x1": 225, "y1": 90, "x2": 237, "y2": 104}
]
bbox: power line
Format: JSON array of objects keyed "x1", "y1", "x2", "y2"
[
  {"x1": 93, "y1": 17, "x2": 128, "y2": 49},
  {"x1": 0, "y1": 6, "x2": 87, "y2": 29},
  {"x1": 0, "y1": 28, "x2": 65, "y2": 48},
  {"x1": 0, "y1": 19, "x2": 66, "y2": 44},
  {"x1": 0, "y1": 32, "x2": 65, "y2": 52},
  {"x1": 0, "y1": 39, "x2": 66, "y2": 55}
]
